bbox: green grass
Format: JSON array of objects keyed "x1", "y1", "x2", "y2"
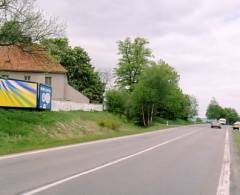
[
  {"x1": 233, "y1": 132, "x2": 240, "y2": 154},
  {"x1": 154, "y1": 117, "x2": 195, "y2": 125},
  {"x1": 0, "y1": 109, "x2": 193, "y2": 155}
]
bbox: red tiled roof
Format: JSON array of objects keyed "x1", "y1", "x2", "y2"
[{"x1": 0, "y1": 46, "x2": 67, "y2": 73}]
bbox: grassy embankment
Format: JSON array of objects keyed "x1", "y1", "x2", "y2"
[
  {"x1": 0, "y1": 109, "x2": 193, "y2": 155},
  {"x1": 233, "y1": 131, "x2": 240, "y2": 153}
]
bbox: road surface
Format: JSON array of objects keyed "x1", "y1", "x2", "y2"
[{"x1": 0, "y1": 125, "x2": 227, "y2": 195}]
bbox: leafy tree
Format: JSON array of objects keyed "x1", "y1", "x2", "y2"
[
  {"x1": 158, "y1": 88, "x2": 190, "y2": 120},
  {"x1": 206, "y1": 98, "x2": 224, "y2": 119},
  {"x1": 0, "y1": 21, "x2": 31, "y2": 45},
  {"x1": 105, "y1": 90, "x2": 129, "y2": 116},
  {"x1": 41, "y1": 38, "x2": 105, "y2": 103},
  {"x1": 115, "y1": 37, "x2": 153, "y2": 91},
  {"x1": 129, "y1": 62, "x2": 179, "y2": 126},
  {"x1": 40, "y1": 38, "x2": 68, "y2": 62},
  {"x1": 0, "y1": 0, "x2": 64, "y2": 46},
  {"x1": 110, "y1": 36, "x2": 199, "y2": 126},
  {"x1": 188, "y1": 95, "x2": 198, "y2": 118},
  {"x1": 223, "y1": 108, "x2": 239, "y2": 124}
]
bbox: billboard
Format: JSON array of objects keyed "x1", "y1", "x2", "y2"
[
  {"x1": 38, "y1": 84, "x2": 52, "y2": 110},
  {"x1": 0, "y1": 78, "x2": 37, "y2": 108}
]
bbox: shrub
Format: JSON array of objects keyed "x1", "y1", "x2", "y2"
[
  {"x1": 105, "y1": 90, "x2": 129, "y2": 115},
  {"x1": 196, "y1": 117, "x2": 203, "y2": 123},
  {"x1": 154, "y1": 117, "x2": 168, "y2": 124},
  {"x1": 97, "y1": 119, "x2": 122, "y2": 130}
]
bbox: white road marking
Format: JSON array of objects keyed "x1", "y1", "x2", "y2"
[
  {"x1": 216, "y1": 127, "x2": 230, "y2": 195},
  {"x1": 21, "y1": 130, "x2": 198, "y2": 195},
  {"x1": 0, "y1": 125, "x2": 195, "y2": 161}
]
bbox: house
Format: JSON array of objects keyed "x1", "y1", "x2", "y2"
[{"x1": 0, "y1": 45, "x2": 89, "y2": 103}]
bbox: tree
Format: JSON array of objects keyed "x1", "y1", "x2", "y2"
[
  {"x1": 98, "y1": 68, "x2": 114, "y2": 90},
  {"x1": 0, "y1": 0, "x2": 64, "y2": 46},
  {"x1": 129, "y1": 62, "x2": 179, "y2": 126},
  {"x1": 115, "y1": 37, "x2": 153, "y2": 92},
  {"x1": 41, "y1": 38, "x2": 105, "y2": 103},
  {"x1": 0, "y1": 21, "x2": 31, "y2": 45},
  {"x1": 158, "y1": 88, "x2": 190, "y2": 120},
  {"x1": 40, "y1": 38, "x2": 68, "y2": 62},
  {"x1": 105, "y1": 90, "x2": 129, "y2": 116},
  {"x1": 223, "y1": 108, "x2": 239, "y2": 124},
  {"x1": 188, "y1": 95, "x2": 198, "y2": 118},
  {"x1": 206, "y1": 98, "x2": 224, "y2": 119},
  {"x1": 0, "y1": 0, "x2": 11, "y2": 10},
  {"x1": 62, "y1": 47, "x2": 105, "y2": 103}
]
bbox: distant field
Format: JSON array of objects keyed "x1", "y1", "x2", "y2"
[{"x1": 0, "y1": 109, "x2": 193, "y2": 155}]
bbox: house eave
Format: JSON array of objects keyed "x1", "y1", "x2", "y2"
[{"x1": 0, "y1": 69, "x2": 67, "y2": 74}]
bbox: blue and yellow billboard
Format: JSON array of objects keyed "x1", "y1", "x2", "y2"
[{"x1": 0, "y1": 78, "x2": 37, "y2": 108}]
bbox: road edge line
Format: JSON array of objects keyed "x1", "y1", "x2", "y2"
[{"x1": 216, "y1": 127, "x2": 230, "y2": 195}]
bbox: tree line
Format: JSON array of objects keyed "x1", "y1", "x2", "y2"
[{"x1": 206, "y1": 98, "x2": 239, "y2": 124}]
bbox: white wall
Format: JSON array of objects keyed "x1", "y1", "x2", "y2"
[
  {"x1": 65, "y1": 84, "x2": 90, "y2": 103},
  {"x1": 52, "y1": 100, "x2": 103, "y2": 112}
]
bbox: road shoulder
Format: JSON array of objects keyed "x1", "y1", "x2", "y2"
[
  {"x1": 0, "y1": 125, "x2": 199, "y2": 161},
  {"x1": 230, "y1": 130, "x2": 240, "y2": 195}
]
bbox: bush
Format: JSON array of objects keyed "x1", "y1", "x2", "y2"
[
  {"x1": 196, "y1": 117, "x2": 203, "y2": 123},
  {"x1": 105, "y1": 90, "x2": 129, "y2": 115},
  {"x1": 97, "y1": 119, "x2": 122, "y2": 130},
  {"x1": 173, "y1": 119, "x2": 189, "y2": 125},
  {"x1": 154, "y1": 117, "x2": 168, "y2": 124}
]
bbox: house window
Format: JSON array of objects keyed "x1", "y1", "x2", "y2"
[
  {"x1": 45, "y1": 77, "x2": 52, "y2": 86},
  {"x1": 1, "y1": 75, "x2": 9, "y2": 79},
  {"x1": 24, "y1": 76, "x2": 31, "y2": 81}
]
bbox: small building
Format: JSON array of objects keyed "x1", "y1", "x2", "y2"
[{"x1": 0, "y1": 46, "x2": 89, "y2": 103}]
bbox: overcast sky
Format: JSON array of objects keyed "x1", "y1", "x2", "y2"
[{"x1": 37, "y1": 0, "x2": 240, "y2": 117}]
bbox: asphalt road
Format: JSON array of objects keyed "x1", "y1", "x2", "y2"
[{"x1": 0, "y1": 125, "x2": 227, "y2": 195}]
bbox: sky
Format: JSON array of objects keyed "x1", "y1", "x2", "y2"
[{"x1": 37, "y1": 0, "x2": 240, "y2": 117}]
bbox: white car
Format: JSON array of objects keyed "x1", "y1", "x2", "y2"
[
  {"x1": 218, "y1": 118, "x2": 226, "y2": 125},
  {"x1": 211, "y1": 121, "x2": 221, "y2": 129}
]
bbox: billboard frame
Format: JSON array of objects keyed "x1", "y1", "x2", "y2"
[{"x1": 0, "y1": 77, "x2": 39, "y2": 110}]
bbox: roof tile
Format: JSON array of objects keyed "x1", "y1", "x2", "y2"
[{"x1": 0, "y1": 46, "x2": 67, "y2": 73}]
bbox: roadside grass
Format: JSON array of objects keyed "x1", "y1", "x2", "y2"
[
  {"x1": 154, "y1": 117, "x2": 195, "y2": 125},
  {"x1": 0, "y1": 109, "x2": 193, "y2": 155},
  {"x1": 233, "y1": 131, "x2": 240, "y2": 154}
]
